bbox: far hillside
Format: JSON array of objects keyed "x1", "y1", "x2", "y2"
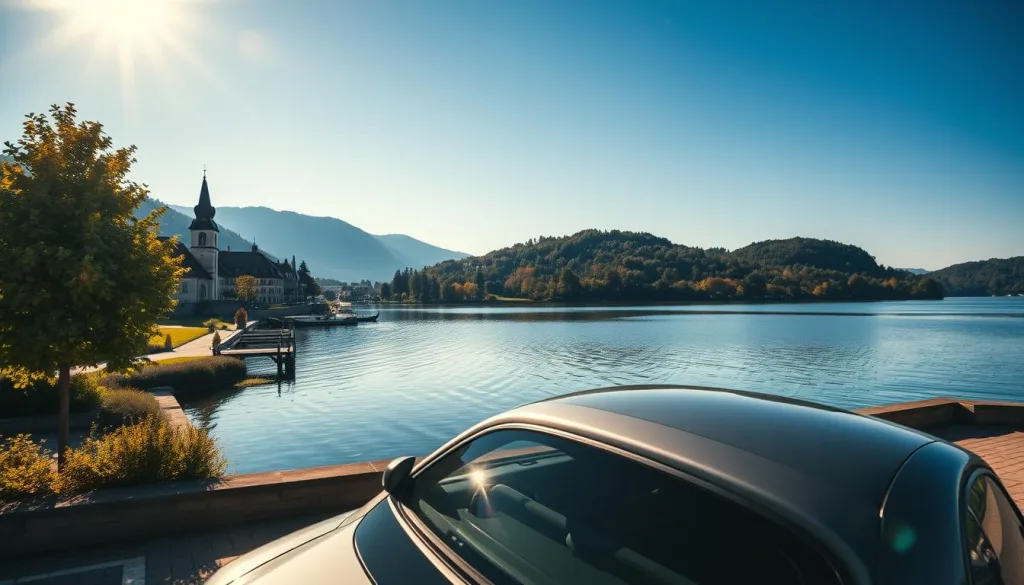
[
  {"x1": 167, "y1": 204, "x2": 468, "y2": 282},
  {"x1": 382, "y1": 230, "x2": 944, "y2": 303},
  {"x1": 138, "y1": 198, "x2": 254, "y2": 253},
  {"x1": 730, "y1": 237, "x2": 892, "y2": 276},
  {"x1": 930, "y1": 257, "x2": 1024, "y2": 296}
]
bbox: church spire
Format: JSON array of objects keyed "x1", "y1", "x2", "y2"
[
  {"x1": 194, "y1": 173, "x2": 216, "y2": 220},
  {"x1": 188, "y1": 171, "x2": 220, "y2": 232}
]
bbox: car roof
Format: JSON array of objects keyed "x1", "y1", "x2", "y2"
[{"x1": 491, "y1": 385, "x2": 940, "y2": 582}]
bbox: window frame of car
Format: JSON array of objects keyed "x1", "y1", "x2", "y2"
[
  {"x1": 960, "y1": 466, "x2": 1024, "y2": 585},
  {"x1": 385, "y1": 421, "x2": 847, "y2": 585}
]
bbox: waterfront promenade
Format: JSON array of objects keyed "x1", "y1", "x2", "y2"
[
  {"x1": 3, "y1": 397, "x2": 1024, "y2": 584},
  {"x1": 74, "y1": 322, "x2": 256, "y2": 375}
]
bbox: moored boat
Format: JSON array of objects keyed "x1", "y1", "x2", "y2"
[{"x1": 285, "y1": 313, "x2": 357, "y2": 327}]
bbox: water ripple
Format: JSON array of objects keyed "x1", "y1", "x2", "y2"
[{"x1": 181, "y1": 298, "x2": 1024, "y2": 474}]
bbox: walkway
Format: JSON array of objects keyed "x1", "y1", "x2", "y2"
[
  {"x1": 74, "y1": 322, "x2": 255, "y2": 375},
  {"x1": 0, "y1": 513, "x2": 336, "y2": 585},
  {"x1": 932, "y1": 424, "x2": 1024, "y2": 508}
]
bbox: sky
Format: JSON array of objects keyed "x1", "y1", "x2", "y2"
[{"x1": 1, "y1": 0, "x2": 1022, "y2": 270}]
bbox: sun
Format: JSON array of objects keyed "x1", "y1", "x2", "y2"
[
  {"x1": 66, "y1": 0, "x2": 174, "y2": 47},
  {"x1": 12, "y1": 0, "x2": 204, "y2": 113}
]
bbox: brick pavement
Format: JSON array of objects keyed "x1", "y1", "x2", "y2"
[
  {"x1": 0, "y1": 513, "x2": 333, "y2": 585},
  {"x1": 932, "y1": 424, "x2": 1024, "y2": 508}
]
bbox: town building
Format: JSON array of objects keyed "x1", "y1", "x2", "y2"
[{"x1": 168, "y1": 173, "x2": 305, "y2": 307}]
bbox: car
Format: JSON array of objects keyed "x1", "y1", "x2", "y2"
[{"x1": 206, "y1": 384, "x2": 1024, "y2": 585}]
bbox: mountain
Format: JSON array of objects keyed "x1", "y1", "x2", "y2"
[
  {"x1": 898, "y1": 268, "x2": 931, "y2": 275},
  {"x1": 163, "y1": 205, "x2": 467, "y2": 282},
  {"x1": 384, "y1": 231, "x2": 944, "y2": 302},
  {"x1": 930, "y1": 257, "x2": 1024, "y2": 296},
  {"x1": 138, "y1": 199, "x2": 254, "y2": 252},
  {"x1": 374, "y1": 233, "x2": 469, "y2": 270}
]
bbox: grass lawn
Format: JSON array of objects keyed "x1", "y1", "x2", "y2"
[
  {"x1": 149, "y1": 326, "x2": 209, "y2": 348},
  {"x1": 157, "y1": 317, "x2": 236, "y2": 330},
  {"x1": 148, "y1": 356, "x2": 206, "y2": 366}
]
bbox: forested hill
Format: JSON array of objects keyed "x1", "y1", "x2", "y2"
[
  {"x1": 929, "y1": 257, "x2": 1024, "y2": 296},
  {"x1": 380, "y1": 230, "x2": 945, "y2": 302}
]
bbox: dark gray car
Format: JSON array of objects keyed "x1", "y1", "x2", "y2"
[{"x1": 208, "y1": 385, "x2": 1024, "y2": 584}]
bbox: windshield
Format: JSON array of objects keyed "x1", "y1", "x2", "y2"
[{"x1": 402, "y1": 429, "x2": 839, "y2": 585}]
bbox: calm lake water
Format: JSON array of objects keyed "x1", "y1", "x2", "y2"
[{"x1": 180, "y1": 297, "x2": 1024, "y2": 475}]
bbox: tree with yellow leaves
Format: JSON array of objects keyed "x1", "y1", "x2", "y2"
[
  {"x1": 235, "y1": 275, "x2": 258, "y2": 304},
  {"x1": 0, "y1": 104, "x2": 183, "y2": 468}
]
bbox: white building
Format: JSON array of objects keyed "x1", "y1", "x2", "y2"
[{"x1": 168, "y1": 174, "x2": 302, "y2": 306}]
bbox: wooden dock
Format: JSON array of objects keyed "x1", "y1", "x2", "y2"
[{"x1": 218, "y1": 324, "x2": 297, "y2": 378}]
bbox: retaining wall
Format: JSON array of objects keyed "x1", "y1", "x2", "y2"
[{"x1": 0, "y1": 459, "x2": 392, "y2": 560}]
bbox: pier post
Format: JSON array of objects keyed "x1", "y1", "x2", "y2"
[{"x1": 276, "y1": 340, "x2": 283, "y2": 378}]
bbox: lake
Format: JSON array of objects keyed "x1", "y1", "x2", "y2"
[{"x1": 180, "y1": 297, "x2": 1024, "y2": 475}]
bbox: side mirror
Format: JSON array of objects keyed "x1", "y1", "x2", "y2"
[{"x1": 382, "y1": 456, "x2": 416, "y2": 495}]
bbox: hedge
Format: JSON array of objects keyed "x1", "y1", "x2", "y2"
[
  {"x1": 0, "y1": 374, "x2": 103, "y2": 418},
  {"x1": 103, "y1": 356, "x2": 247, "y2": 397}
]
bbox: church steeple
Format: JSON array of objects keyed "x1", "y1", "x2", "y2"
[{"x1": 188, "y1": 171, "x2": 219, "y2": 232}]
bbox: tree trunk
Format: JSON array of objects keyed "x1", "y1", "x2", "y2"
[{"x1": 57, "y1": 364, "x2": 71, "y2": 471}]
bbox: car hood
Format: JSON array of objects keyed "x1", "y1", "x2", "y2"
[{"x1": 206, "y1": 510, "x2": 369, "y2": 585}]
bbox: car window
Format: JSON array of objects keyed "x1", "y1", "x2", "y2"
[
  {"x1": 402, "y1": 429, "x2": 839, "y2": 585},
  {"x1": 964, "y1": 474, "x2": 1024, "y2": 585}
]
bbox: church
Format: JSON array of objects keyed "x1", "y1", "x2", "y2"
[{"x1": 167, "y1": 174, "x2": 301, "y2": 306}]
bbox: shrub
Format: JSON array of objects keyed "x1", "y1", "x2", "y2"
[
  {"x1": 163, "y1": 334, "x2": 173, "y2": 350},
  {"x1": 0, "y1": 373, "x2": 103, "y2": 418},
  {"x1": 99, "y1": 388, "x2": 161, "y2": 428},
  {"x1": 234, "y1": 307, "x2": 248, "y2": 330},
  {"x1": 202, "y1": 318, "x2": 218, "y2": 332},
  {"x1": 103, "y1": 357, "x2": 247, "y2": 397},
  {"x1": 212, "y1": 331, "x2": 222, "y2": 349},
  {"x1": 57, "y1": 418, "x2": 227, "y2": 494},
  {"x1": 0, "y1": 435, "x2": 54, "y2": 499}
]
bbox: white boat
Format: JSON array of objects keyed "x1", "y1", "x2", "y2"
[{"x1": 285, "y1": 313, "x2": 357, "y2": 327}]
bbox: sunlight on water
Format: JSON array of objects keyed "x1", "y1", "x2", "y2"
[{"x1": 181, "y1": 298, "x2": 1024, "y2": 474}]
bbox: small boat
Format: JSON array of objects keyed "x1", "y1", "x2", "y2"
[
  {"x1": 357, "y1": 312, "x2": 380, "y2": 323},
  {"x1": 333, "y1": 301, "x2": 379, "y2": 323},
  {"x1": 285, "y1": 313, "x2": 357, "y2": 327}
]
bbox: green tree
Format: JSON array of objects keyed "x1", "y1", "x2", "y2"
[
  {"x1": 913, "y1": 276, "x2": 945, "y2": 300},
  {"x1": 390, "y1": 270, "x2": 406, "y2": 296},
  {"x1": 235, "y1": 274, "x2": 257, "y2": 304},
  {"x1": 323, "y1": 289, "x2": 337, "y2": 301},
  {"x1": 474, "y1": 268, "x2": 485, "y2": 301},
  {"x1": 297, "y1": 260, "x2": 320, "y2": 298},
  {"x1": 379, "y1": 282, "x2": 392, "y2": 300},
  {"x1": 0, "y1": 104, "x2": 183, "y2": 467},
  {"x1": 557, "y1": 268, "x2": 582, "y2": 300}
]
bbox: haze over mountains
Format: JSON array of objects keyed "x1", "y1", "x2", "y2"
[{"x1": 154, "y1": 202, "x2": 468, "y2": 281}]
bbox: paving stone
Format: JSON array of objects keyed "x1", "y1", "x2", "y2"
[{"x1": 933, "y1": 424, "x2": 1024, "y2": 510}]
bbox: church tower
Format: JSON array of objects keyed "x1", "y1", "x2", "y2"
[{"x1": 189, "y1": 171, "x2": 220, "y2": 301}]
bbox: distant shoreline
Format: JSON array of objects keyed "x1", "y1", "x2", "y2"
[{"x1": 375, "y1": 296, "x2": 958, "y2": 309}]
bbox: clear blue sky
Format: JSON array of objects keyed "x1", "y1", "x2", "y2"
[{"x1": 2, "y1": 0, "x2": 1021, "y2": 269}]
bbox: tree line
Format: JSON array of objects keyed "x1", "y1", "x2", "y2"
[
  {"x1": 376, "y1": 231, "x2": 946, "y2": 303},
  {"x1": 929, "y1": 257, "x2": 1024, "y2": 297}
]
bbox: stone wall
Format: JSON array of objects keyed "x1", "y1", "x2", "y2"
[{"x1": 0, "y1": 460, "x2": 392, "y2": 560}]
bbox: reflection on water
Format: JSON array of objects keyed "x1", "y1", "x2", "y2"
[{"x1": 180, "y1": 298, "x2": 1024, "y2": 474}]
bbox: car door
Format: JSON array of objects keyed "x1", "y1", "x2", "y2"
[
  {"x1": 369, "y1": 426, "x2": 843, "y2": 585},
  {"x1": 963, "y1": 471, "x2": 1024, "y2": 585}
]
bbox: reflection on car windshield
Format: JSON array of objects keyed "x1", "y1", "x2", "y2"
[{"x1": 403, "y1": 429, "x2": 839, "y2": 585}]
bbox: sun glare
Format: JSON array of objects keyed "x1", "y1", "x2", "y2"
[
  {"x1": 16, "y1": 0, "x2": 204, "y2": 114},
  {"x1": 69, "y1": 0, "x2": 173, "y2": 45}
]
